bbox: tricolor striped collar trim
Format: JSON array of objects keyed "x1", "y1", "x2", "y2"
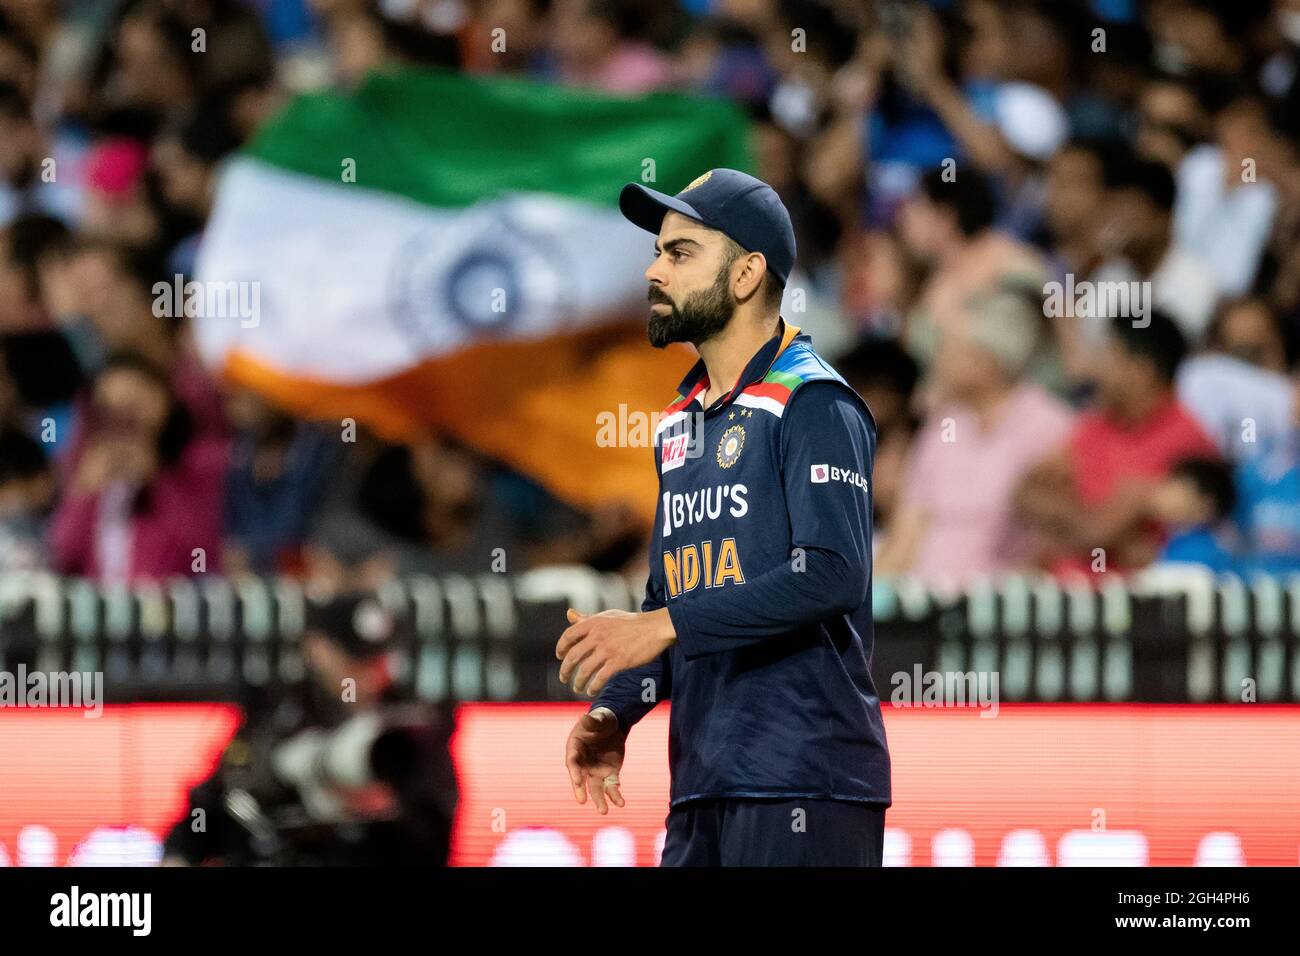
[{"x1": 666, "y1": 319, "x2": 804, "y2": 414}]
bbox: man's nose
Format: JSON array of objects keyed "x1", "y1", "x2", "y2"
[{"x1": 645, "y1": 258, "x2": 669, "y2": 284}]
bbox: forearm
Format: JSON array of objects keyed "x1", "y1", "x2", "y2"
[
  {"x1": 589, "y1": 654, "x2": 668, "y2": 732},
  {"x1": 921, "y1": 78, "x2": 1012, "y2": 173},
  {"x1": 1066, "y1": 487, "x2": 1152, "y2": 554}
]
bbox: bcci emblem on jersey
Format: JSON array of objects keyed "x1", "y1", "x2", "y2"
[{"x1": 716, "y1": 424, "x2": 745, "y2": 469}]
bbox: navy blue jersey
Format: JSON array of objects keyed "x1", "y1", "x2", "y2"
[{"x1": 591, "y1": 321, "x2": 891, "y2": 807}]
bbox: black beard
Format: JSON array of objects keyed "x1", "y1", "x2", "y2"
[{"x1": 646, "y1": 268, "x2": 735, "y2": 348}]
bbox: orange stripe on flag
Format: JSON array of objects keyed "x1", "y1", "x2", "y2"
[{"x1": 223, "y1": 322, "x2": 696, "y2": 527}]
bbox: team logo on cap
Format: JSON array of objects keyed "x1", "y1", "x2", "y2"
[
  {"x1": 716, "y1": 424, "x2": 745, "y2": 469},
  {"x1": 684, "y1": 170, "x2": 713, "y2": 191}
]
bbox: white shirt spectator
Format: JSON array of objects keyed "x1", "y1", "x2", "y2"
[
  {"x1": 1176, "y1": 352, "x2": 1296, "y2": 461},
  {"x1": 1091, "y1": 245, "x2": 1220, "y2": 344},
  {"x1": 1173, "y1": 144, "x2": 1278, "y2": 297}
]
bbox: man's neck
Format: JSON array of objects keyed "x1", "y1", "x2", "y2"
[{"x1": 697, "y1": 312, "x2": 782, "y2": 408}]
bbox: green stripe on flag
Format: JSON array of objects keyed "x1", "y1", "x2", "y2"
[{"x1": 246, "y1": 66, "x2": 753, "y2": 209}]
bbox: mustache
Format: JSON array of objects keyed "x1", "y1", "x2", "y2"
[{"x1": 647, "y1": 286, "x2": 673, "y2": 306}]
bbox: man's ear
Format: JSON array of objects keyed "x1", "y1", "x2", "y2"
[{"x1": 734, "y1": 252, "x2": 768, "y2": 302}]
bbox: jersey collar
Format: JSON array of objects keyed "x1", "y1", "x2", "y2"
[{"x1": 674, "y1": 319, "x2": 804, "y2": 413}]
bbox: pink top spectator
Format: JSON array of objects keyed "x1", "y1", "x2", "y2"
[
  {"x1": 50, "y1": 436, "x2": 229, "y2": 583},
  {"x1": 901, "y1": 383, "x2": 1075, "y2": 587}
]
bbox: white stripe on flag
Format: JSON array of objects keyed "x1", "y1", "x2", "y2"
[{"x1": 195, "y1": 159, "x2": 654, "y2": 382}]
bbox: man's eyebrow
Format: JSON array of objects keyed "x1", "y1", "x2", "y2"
[{"x1": 654, "y1": 237, "x2": 703, "y2": 254}]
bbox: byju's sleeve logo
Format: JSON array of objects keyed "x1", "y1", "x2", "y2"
[{"x1": 810, "y1": 463, "x2": 868, "y2": 492}]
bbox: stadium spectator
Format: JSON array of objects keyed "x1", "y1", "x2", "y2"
[
  {"x1": 79, "y1": 136, "x2": 159, "y2": 249},
  {"x1": 96, "y1": 0, "x2": 202, "y2": 124},
  {"x1": 1149, "y1": 456, "x2": 1240, "y2": 573},
  {"x1": 1172, "y1": 95, "x2": 1279, "y2": 297},
  {"x1": 49, "y1": 352, "x2": 227, "y2": 583},
  {"x1": 1232, "y1": 379, "x2": 1300, "y2": 575},
  {"x1": 1177, "y1": 298, "x2": 1297, "y2": 460},
  {"x1": 1041, "y1": 138, "x2": 1111, "y2": 279},
  {"x1": 898, "y1": 166, "x2": 1047, "y2": 377},
  {"x1": 840, "y1": 228, "x2": 919, "y2": 336},
  {"x1": 0, "y1": 213, "x2": 69, "y2": 332},
  {"x1": 1206, "y1": 296, "x2": 1293, "y2": 374},
  {"x1": 222, "y1": 388, "x2": 339, "y2": 577},
  {"x1": 1134, "y1": 78, "x2": 1209, "y2": 169},
  {"x1": 351, "y1": 437, "x2": 524, "y2": 577},
  {"x1": 551, "y1": 0, "x2": 672, "y2": 93},
  {"x1": 151, "y1": 107, "x2": 242, "y2": 275},
  {"x1": 466, "y1": 0, "x2": 557, "y2": 78},
  {"x1": 876, "y1": 287, "x2": 1072, "y2": 588},
  {"x1": 0, "y1": 425, "x2": 54, "y2": 572},
  {"x1": 1015, "y1": 311, "x2": 1218, "y2": 576},
  {"x1": 0, "y1": 82, "x2": 80, "y2": 225},
  {"x1": 1090, "y1": 156, "x2": 1219, "y2": 343},
  {"x1": 1146, "y1": 1, "x2": 1248, "y2": 79},
  {"x1": 0, "y1": 11, "x2": 40, "y2": 101},
  {"x1": 40, "y1": 240, "x2": 168, "y2": 368}
]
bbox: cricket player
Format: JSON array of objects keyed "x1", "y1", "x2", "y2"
[{"x1": 557, "y1": 169, "x2": 891, "y2": 866}]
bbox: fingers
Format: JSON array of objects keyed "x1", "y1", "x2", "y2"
[
  {"x1": 575, "y1": 770, "x2": 625, "y2": 814},
  {"x1": 583, "y1": 662, "x2": 615, "y2": 698},
  {"x1": 556, "y1": 614, "x2": 594, "y2": 661},
  {"x1": 570, "y1": 769, "x2": 588, "y2": 805},
  {"x1": 559, "y1": 638, "x2": 600, "y2": 686},
  {"x1": 566, "y1": 608, "x2": 586, "y2": 625},
  {"x1": 565, "y1": 744, "x2": 588, "y2": 805},
  {"x1": 588, "y1": 773, "x2": 609, "y2": 815},
  {"x1": 570, "y1": 653, "x2": 605, "y2": 696}
]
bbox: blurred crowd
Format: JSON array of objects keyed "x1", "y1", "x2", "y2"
[{"x1": 1, "y1": 0, "x2": 1300, "y2": 593}]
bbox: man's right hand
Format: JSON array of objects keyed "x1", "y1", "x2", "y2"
[{"x1": 564, "y1": 708, "x2": 627, "y2": 814}]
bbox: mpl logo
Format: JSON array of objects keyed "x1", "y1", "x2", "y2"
[{"x1": 661, "y1": 433, "x2": 692, "y2": 474}]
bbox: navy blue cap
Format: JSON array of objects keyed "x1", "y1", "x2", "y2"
[{"x1": 619, "y1": 169, "x2": 796, "y2": 286}]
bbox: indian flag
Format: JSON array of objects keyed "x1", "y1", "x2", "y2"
[{"x1": 195, "y1": 66, "x2": 751, "y2": 523}]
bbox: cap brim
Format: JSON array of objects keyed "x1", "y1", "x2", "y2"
[{"x1": 619, "y1": 183, "x2": 704, "y2": 235}]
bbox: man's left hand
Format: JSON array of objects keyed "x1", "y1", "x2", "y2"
[{"x1": 556, "y1": 607, "x2": 676, "y2": 697}]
